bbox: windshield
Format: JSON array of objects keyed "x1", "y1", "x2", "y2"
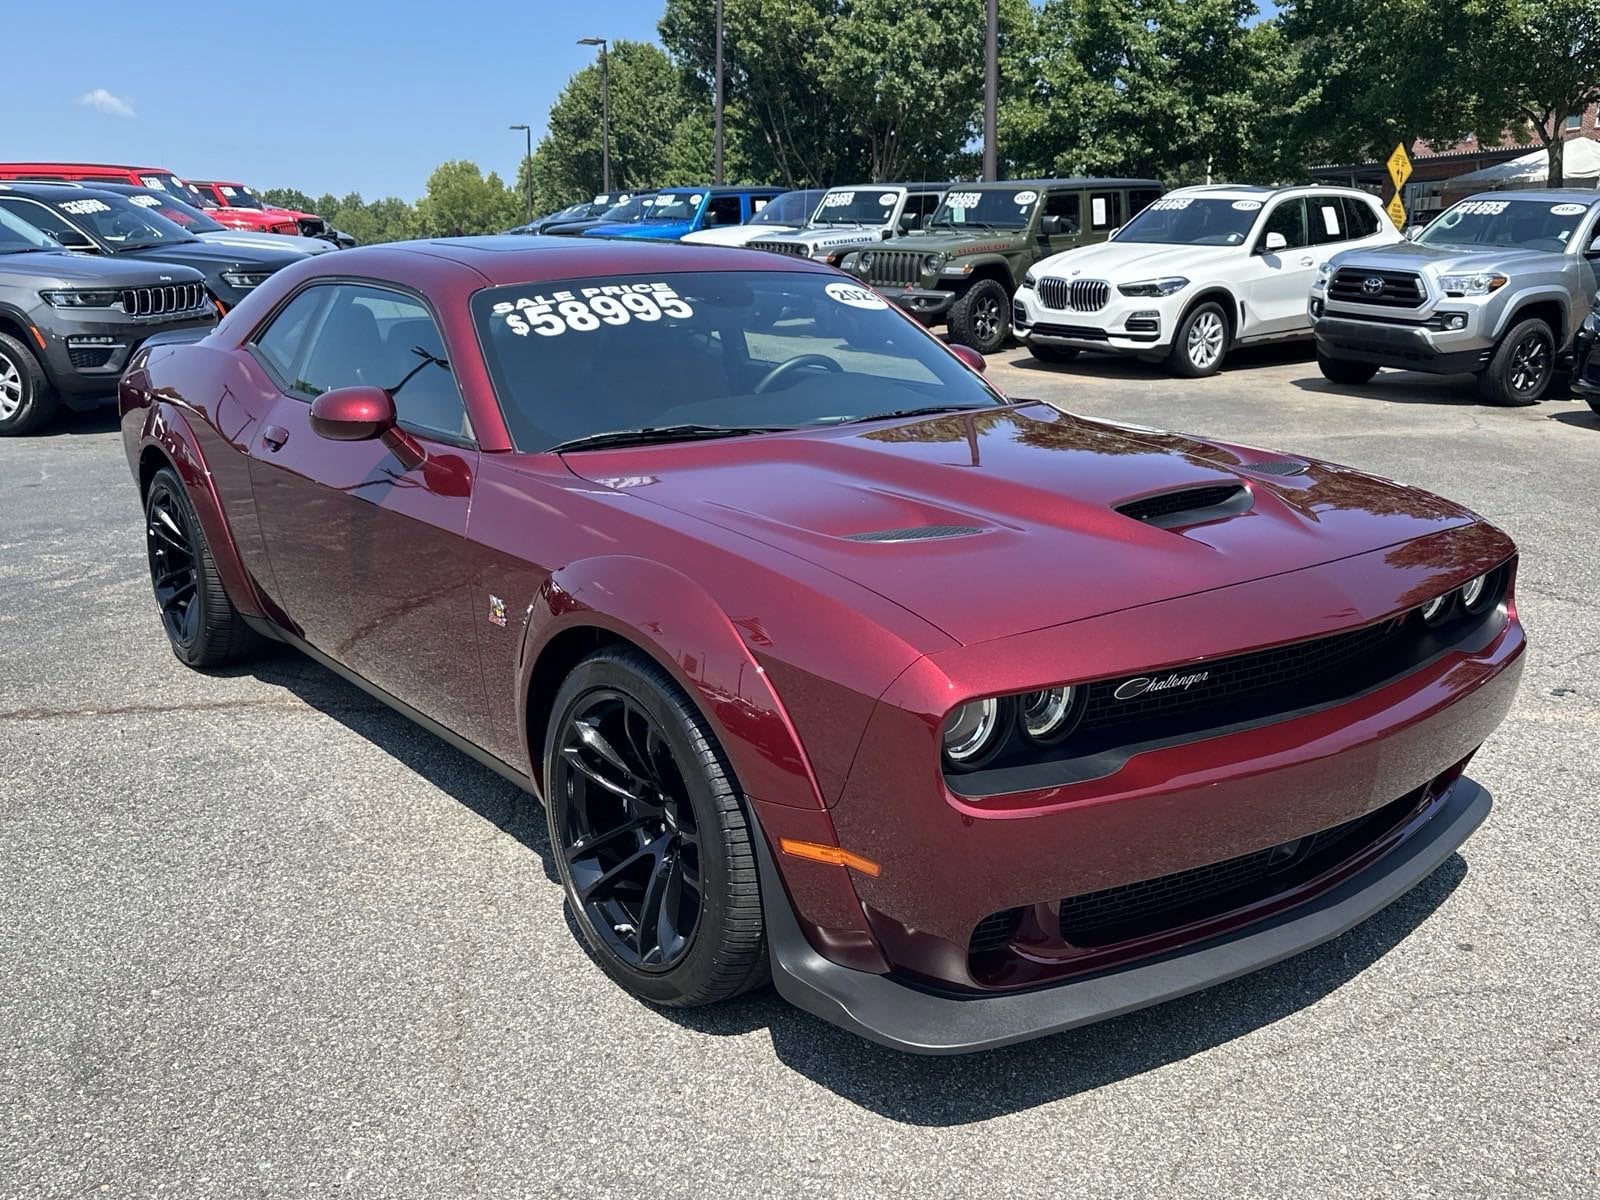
[
  {"x1": 123, "y1": 191, "x2": 226, "y2": 233},
  {"x1": 49, "y1": 193, "x2": 196, "y2": 249},
  {"x1": 213, "y1": 183, "x2": 264, "y2": 209},
  {"x1": 473, "y1": 270, "x2": 1005, "y2": 452},
  {"x1": 647, "y1": 192, "x2": 704, "y2": 222},
  {"x1": 930, "y1": 187, "x2": 1037, "y2": 231},
  {"x1": 1418, "y1": 197, "x2": 1594, "y2": 252},
  {"x1": 1112, "y1": 196, "x2": 1263, "y2": 245},
  {"x1": 754, "y1": 190, "x2": 824, "y2": 227},
  {"x1": 0, "y1": 207, "x2": 57, "y2": 253},
  {"x1": 598, "y1": 195, "x2": 655, "y2": 223},
  {"x1": 139, "y1": 174, "x2": 212, "y2": 210},
  {"x1": 810, "y1": 188, "x2": 900, "y2": 226}
]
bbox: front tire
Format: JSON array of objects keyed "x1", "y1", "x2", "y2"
[
  {"x1": 947, "y1": 279, "x2": 1011, "y2": 355},
  {"x1": 1317, "y1": 353, "x2": 1379, "y2": 385},
  {"x1": 0, "y1": 331, "x2": 59, "y2": 436},
  {"x1": 544, "y1": 647, "x2": 767, "y2": 1007},
  {"x1": 1028, "y1": 343, "x2": 1080, "y2": 365},
  {"x1": 144, "y1": 467, "x2": 259, "y2": 668},
  {"x1": 1477, "y1": 318, "x2": 1555, "y2": 405},
  {"x1": 1167, "y1": 301, "x2": 1229, "y2": 377}
]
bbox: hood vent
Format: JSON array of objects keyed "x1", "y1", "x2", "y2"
[
  {"x1": 1116, "y1": 484, "x2": 1251, "y2": 529},
  {"x1": 1243, "y1": 459, "x2": 1309, "y2": 476},
  {"x1": 846, "y1": 524, "x2": 985, "y2": 543}
]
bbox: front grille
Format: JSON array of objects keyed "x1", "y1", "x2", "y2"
[
  {"x1": 969, "y1": 908, "x2": 1024, "y2": 956},
  {"x1": 1076, "y1": 616, "x2": 1407, "y2": 742},
  {"x1": 1057, "y1": 787, "x2": 1424, "y2": 946},
  {"x1": 1029, "y1": 321, "x2": 1108, "y2": 341},
  {"x1": 118, "y1": 282, "x2": 208, "y2": 318},
  {"x1": 1117, "y1": 484, "x2": 1244, "y2": 524},
  {"x1": 271, "y1": 221, "x2": 299, "y2": 235},
  {"x1": 1038, "y1": 278, "x2": 1109, "y2": 311},
  {"x1": 863, "y1": 251, "x2": 924, "y2": 287},
  {"x1": 67, "y1": 346, "x2": 116, "y2": 369},
  {"x1": 1328, "y1": 268, "x2": 1426, "y2": 308},
  {"x1": 748, "y1": 239, "x2": 806, "y2": 257}
]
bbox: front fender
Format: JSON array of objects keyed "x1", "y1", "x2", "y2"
[{"x1": 1489, "y1": 284, "x2": 1573, "y2": 345}]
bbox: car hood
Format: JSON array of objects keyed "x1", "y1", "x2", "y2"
[
  {"x1": 590, "y1": 222, "x2": 693, "y2": 239},
  {"x1": 565, "y1": 403, "x2": 1476, "y2": 645},
  {"x1": 682, "y1": 225, "x2": 796, "y2": 246},
  {"x1": 196, "y1": 231, "x2": 329, "y2": 255},
  {"x1": 878, "y1": 229, "x2": 1025, "y2": 255},
  {"x1": 117, "y1": 240, "x2": 303, "y2": 272},
  {"x1": 1326, "y1": 240, "x2": 1568, "y2": 275},
  {"x1": 778, "y1": 226, "x2": 892, "y2": 250},
  {"x1": 0, "y1": 249, "x2": 205, "y2": 286},
  {"x1": 1037, "y1": 241, "x2": 1240, "y2": 280}
]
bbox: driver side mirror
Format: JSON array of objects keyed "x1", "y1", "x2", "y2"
[
  {"x1": 52, "y1": 228, "x2": 96, "y2": 251},
  {"x1": 1405, "y1": 226, "x2": 1424, "y2": 242},
  {"x1": 1260, "y1": 231, "x2": 1288, "y2": 255},
  {"x1": 949, "y1": 344, "x2": 987, "y2": 373},
  {"x1": 1039, "y1": 214, "x2": 1062, "y2": 236},
  {"x1": 309, "y1": 385, "x2": 425, "y2": 468}
]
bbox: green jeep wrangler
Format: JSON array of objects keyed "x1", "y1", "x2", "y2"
[{"x1": 842, "y1": 177, "x2": 1164, "y2": 353}]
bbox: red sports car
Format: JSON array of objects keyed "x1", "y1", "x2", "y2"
[{"x1": 119, "y1": 238, "x2": 1524, "y2": 1053}]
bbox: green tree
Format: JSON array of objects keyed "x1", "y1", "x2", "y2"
[
  {"x1": 260, "y1": 187, "x2": 316, "y2": 212},
  {"x1": 413, "y1": 160, "x2": 521, "y2": 236}
]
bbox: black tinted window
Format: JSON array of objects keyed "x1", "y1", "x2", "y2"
[
  {"x1": 253, "y1": 288, "x2": 330, "y2": 385},
  {"x1": 1129, "y1": 189, "x2": 1162, "y2": 216},
  {"x1": 706, "y1": 196, "x2": 743, "y2": 226},
  {"x1": 0, "y1": 197, "x2": 74, "y2": 241},
  {"x1": 1342, "y1": 195, "x2": 1381, "y2": 239},
  {"x1": 1308, "y1": 196, "x2": 1347, "y2": 246},
  {"x1": 1045, "y1": 191, "x2": 1082, "y2": 233},
  {"x1": 1261, "y1": 199, "x2": 1309, "y2": 250},
  {"x1": 1089, "y1": 192, "x2": 1121, "y2": 231}
]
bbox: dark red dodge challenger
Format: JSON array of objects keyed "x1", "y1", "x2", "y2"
[{"x1": 120, "y1": 238, "x2": 1524, "y2": 1053}]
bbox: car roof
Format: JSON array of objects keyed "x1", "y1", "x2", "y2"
[
  {"x1": 329, "y1": 235, "x2": 838, "y2": 287},
  {"x1": 650, "y1": 185, "x2": 782, "y2": 195},
  {"x1": 0, "y1": 181, "x2": 127, "y2": 200},
  {"x1": 1173, "y1": 183, "x2": 1371, "y2": 199},
  {"x1": 0, "y1": 161, "x2": 175, "y2": 173},
  {"x1": 1458, "y1": 188, "x2": 1600, "y2": 205},
  {"x1": 961, "y1": 177, "x2": 1164, "y2": 189},
  {"x1": 191, "y1": 180, "x2": 246, "y2": 187},
  {"x1": 824, "y1": 181, "x2": 951, "y2": 191}
]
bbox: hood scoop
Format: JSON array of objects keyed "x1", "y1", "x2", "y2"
[
  {"x1": 1241, "y1": 459, "x2": 1309, "y2": 477},
  {"x1": 845, "y1": 524, "x2": 986, "y2": 543},
  {"x1": 1116, "y1": 484, "x2": 1252, "y2": 529}
]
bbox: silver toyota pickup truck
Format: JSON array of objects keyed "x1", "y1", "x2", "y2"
[{"x1": 1309, "y1": 189, "x2": 1600, "y2": 404}]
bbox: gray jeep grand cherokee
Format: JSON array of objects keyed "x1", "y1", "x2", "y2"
[
  {"x1": 0, "y1": 206, "x2": 213, "y2": 434},
  {"x1": 1309, "y1": 189, "x2": 1600, "y2": 404}
]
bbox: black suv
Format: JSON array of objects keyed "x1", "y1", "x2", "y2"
[
  {"x1": 0, "y1": 206, "x2": 213, "y2": 434},
  {"x1": 0, "y1": 183, "x2": 302, "y2": 313}
]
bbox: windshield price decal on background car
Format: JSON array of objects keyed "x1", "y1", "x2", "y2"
[
  {"x1": 1232, "y1": 200, "x2": 1263, "y2": 211},
  {"x1": 945, "y1": 191, "x2": 982, "y2": 209},
  {"x1": 824, "y1": 282, "x2": 887, "y2": 309},
  {"x1": 493, "y1": 282, "x2": 694, "y2": 337},
  {"x1": 1455, "y1": 200, "x2": 1510, "y2": 216},
  {"x1": 878, "y1": 193, "x2": 897, "y2": 205},
  {"x1": 1551, "y1": 203, "x2": 1587, "y2": 216},
  {"x1": 129, "y1": 196, "x2": 162, "y2": 208},
  {"x1": 1013, "y1": 190, "x2": 1038, "y2": 205},
  {"x1": 60, "y1": 199, "x2": 111, "y2": 215},
  {"x1": 1150, "y1": 197, "x2": 1193, "y2": 211},
  {"x1": 822, "y1": 192, "x2": 856, "y2": 207}
]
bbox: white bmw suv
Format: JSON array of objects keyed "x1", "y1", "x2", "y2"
[{"x1": 1013, "y1": 185, "x2": 1401, "y2": 376}]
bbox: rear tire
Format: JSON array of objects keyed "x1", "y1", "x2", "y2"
[
  {"x1": 1167, "y1": 301, "x2": 1229, "y2": 377},
  {"x1": 1028, "y1": 343, "x2": 1080, "y2": 365},
  {"x1": 144, "y1": 467, "x2": 260, "y2": 668},
  {"x1": 947, "y1": 279, "x2": 1011, "y2": 355},
  {"x1": 0, "y1": 332, "x2": 59, "y2": 436},
  {"x1": 1317, "y1": 354, "x2": 1379, "y2": 385},
  {"x1": 544, "y1": 646, "x2": 768, "y2": 1008},
  {"x1": 1477, "y1": 318, "x2": 1555, "y2": 405}
]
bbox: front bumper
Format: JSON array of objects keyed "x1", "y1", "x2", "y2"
[
  {"x1": 1311, "y1": 298, "x2": 1493, "y2": 375},
  {"x1": 760, "y1": 775, "x2": 1490, "y2": 1053},
  {"x1": 880, "y1": 286, "x2": 955, "y2": 319},
  {"x1": 33, "y1": 307, "x2": 217, "y2": 398},
  {"x1": 1571, "y1": 331, "x2": 1600, "y2": 397},
  {"x1": 1012, "y1": 284, "x2": 1171, "y2": 355}
]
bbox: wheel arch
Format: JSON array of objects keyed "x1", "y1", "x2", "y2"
[
  {"x1": 959, "y1": 258, "x2": 1015, "y2": 293},
  {"x1": 1499, "y1": 294, "x2": 1567, "y2": 348},
  {"x1": 1177, "y1": 287, "x2": 1240, "y2": 344},
  {"x1": 0, "y1": 304, "x2": 35, "y2": 347}
]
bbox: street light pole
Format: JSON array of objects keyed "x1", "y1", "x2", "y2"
[
  {"x1": 509, "y1": 123, "x2": 532, "y2": 221},
  {"x1": 578, "y1": 37, "x2": 612, "y2": 193},
  {"x1": 714, "y1": 0, "x2": 725, "y2": 185},
  {"x1": 983, "y1": 0, "x2": 998, "y2": 181}
]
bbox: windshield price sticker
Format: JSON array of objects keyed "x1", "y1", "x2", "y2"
[
  {"x1": 130, "y1": 195, "x2": 162, "y2": 208},
  {"x1": 1013, "y1": 190, "x2": 1038, "y2": 205},
  {"x1": 945, "y1": 191, "x2": 982, "y2": 209},
  {"x1": 822, "y1": 192, "x2": 856, "y2": 208},
  {"x1": 494, "y1": 282, "x2": 694, "y2": 337},
  {"x1": 221, "y1": 186, "x2": 238, "y2": 196},
  {"x1": 825, "y1": 282, "x2": 887, "y2": 310},
  {"x1": 1456, "y1": 199, "x2": 1510, "y2": 216},
  {"x1": 1551, "y1": 202, "x2": 1587, "y2": 216},
  {"x1": 1232, "y1": 199, "x2": 1263, "y2": 211},
  {"x1": 1149, "y1": 197, "x2": 1193, "y2": 211},
  {"x1": 61, "y1": 199, "x2": 111, "y2": 215},
  {"x1": 145, "y1": 178, "x2": 166, "y2": 191},
  {"x1": 878, "y1": 193, "x2": 897, "y2": 205}
]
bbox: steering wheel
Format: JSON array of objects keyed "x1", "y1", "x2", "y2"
[{"x1": 754, "y1": 353, "x2": 843, "y2": 394}]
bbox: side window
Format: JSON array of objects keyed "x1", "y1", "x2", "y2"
[
  {"x1": 1341, "y1": 195, "x2": 1381, "y2": 239},
  {"x1": 0, "y1": 197, "x2": 75, "y2": 241},
  {"x1": 1260, "y1": 198, "x2": 1309, "y2": 250},
  {"x1": 915, "y1": 192, "x2": 941, "y2": 220},
  {"x1": 1045, "y1": 191, "x2": 1082, "y2": 235},
  {"x1": 707, "y1": 196, "x2": 742, "y2": 227},
  {"x1": 1089, "y1": 192, "x2": 1121, "y2": 231},
  {"x1": 251, "y1": 287, "x2": 332, "y2": 388},
  {"x1": 294, "y1": 284, "x2": 470, "y2": 441},
  {"x1": 1129, "y1": 189, "x2": 1162, "y2": 217},
  {"x1": 1308, "y1": 196, "x2": 1346, "y2": 246}
]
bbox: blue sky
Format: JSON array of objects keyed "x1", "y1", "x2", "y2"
[{"x1": 7, "y1": 1, "x2": 663, "y2": 201}]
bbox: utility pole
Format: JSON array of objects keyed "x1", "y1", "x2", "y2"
[
  {"x1": 578, "y1": 37, "x2": 612, "y2": 192},
  {"x1": 509, "y1": 123, "x2": 532, "y2": 221},
  {"x1": 714, "y1": 0, "x2": 725, "y2": 185},
  {"x1": 982, "y1": 0, "x2": 998, "y2": 181}
]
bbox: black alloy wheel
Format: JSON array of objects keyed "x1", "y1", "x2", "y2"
[
  {"x1": 143, "y1": 467, "x2": 258, "y2": 667},
  {"x1": 545, "y1": 647, "x2": 767, "y2": 1006},
  {"x1": 1479, "y1": 318, "x2": 1555, "y2": 405},
  {"x1": 948, "y1": 278, "x2": 1011, "y2": 355}
]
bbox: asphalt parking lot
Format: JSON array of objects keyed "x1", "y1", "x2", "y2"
[{"x1": 2, "y1": 346, "x2": 1597, "y2": 1199}]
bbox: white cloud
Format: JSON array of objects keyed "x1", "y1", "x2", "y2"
[{"x1": 77, "y1": 88, "x2": 135, "y2": 119}]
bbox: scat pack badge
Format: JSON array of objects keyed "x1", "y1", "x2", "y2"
[{"x1": 487, "y1": 595, "x2": 508, "y2": 627}]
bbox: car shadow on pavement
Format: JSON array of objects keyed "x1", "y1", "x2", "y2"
[
  {"x1": 660, "y1": 855, "x2": 1467, "y2": 1125},
  {"x1": 999, "y1": 340, "x2": 1315, "y2": 383},
  {"x1": 1547, "y1": 407, "x2": 1599, "y2": 430},
  {"x1": 1289, "y1": 370, "x2": 1585, "y2": 408},
  {"x1": 38, "y1": 405, "x2": 122, "y2": 436}
]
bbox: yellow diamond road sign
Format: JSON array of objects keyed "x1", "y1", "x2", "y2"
[
  {"x1": 1387, "y1": 192, "x2": 1407, "y2": 230},
  {"x1": 1387, "y1": 143, "x2": 1413, "y2": 190}
]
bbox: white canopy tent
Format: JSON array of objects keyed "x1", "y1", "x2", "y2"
[{"x1": 1451, "y1": 139, "x2": 1600, "y2": 186}]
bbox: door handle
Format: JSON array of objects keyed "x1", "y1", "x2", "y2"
[
  {"x1": 1299, "y1": 257, "x2": 1315, "y2": 267},
  {"x1": 261, "y1": 424, "x2": 289, "y2": 451}
]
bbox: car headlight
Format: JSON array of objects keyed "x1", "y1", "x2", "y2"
[
  {"x1": 1419, "y1": 593, "x2": 1451, "y2": 624},
  {"x1": 1116, "y1": 277, "x2": 1189, "y2": 298},
  {"x1": 220, "y1": 270, "x2": 275, "y2": 290},
  {"x1": 1583, "y1": 304, "x2": 1600, "y2": 336},
  {"x1": 1021, "y1": 269, "x2": 1037, "y2": 289},
  {"x1": 921, "y1": 254, "x2": 942, "y2": 275},
  {"x1": 40, "y1": 289, "x2": 120, "y2": 308},
  {"x1": 942, "y1": 698, "x2": 1004, "y2": 769},
  {"x1": 1018, "y1": 686, "x2": 1080, "y2": 743},
  {"x1": 859, "y1": 251, "x2": 875, "y2": 269},
  {"x1": 1313, "y1": 262, "x2": 1333, "y2": 288},
  {"x1": 1438, "y1": 272, "x2": 1507, "y2": 297}
]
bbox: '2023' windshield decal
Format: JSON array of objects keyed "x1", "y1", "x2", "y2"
[{"x1": 492, "y1": 282, "x2": 694, "y2": 337}]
